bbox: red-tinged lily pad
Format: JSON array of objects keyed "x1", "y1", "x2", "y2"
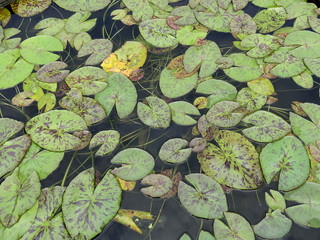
[
  {"x1": 189, "y1": 138, "x2": 207, "y2": 153},
  {"x1": 242, "y1": 110, "x2": 291, "y2": 143},
  {"x1": 167, "y1": 54, "x2": 200, "y2": 79},
  {"x1": 160, "y1": 169, "x2": 182, "y2": 199},
  {"x1": 14, "y1": 0, "x2": 51, "y2": 17},
  {"x1": 0, "y1": 169, "x2": 40, "y2": 228},
  {"x1": 159, "y1": 138, "x2": 192, "y2": 164},
  {"x1": 89, "y1": 130, "x2": 120, "y2": 156},
  {"x1": 197, "y1": 115, "x2": 219, "y2": 141},
  {"x1": 253, "y1": 7, "x2": 286, "y2": 33},
  {"x1": 137, "y1": 96, "x2": 171, "y2": 129},
  {"x1": 65, "y1": 66, "x2": 108, "y2": 95},
  {"x1": 198, "y1": 130, "x2": 263, "y2": 189},
  {"x1": 54, "y1": 0, "x2": 111, "y2": 12},
  {"x1": 291, "y1": 101, "x2": 307, "y2": 116},
  {"x1": 140, "y1": 174, "x2": 173, "y2": 198},
  {"x1": 265, "y1": 190, "x2": 286, "y2": 212},
  {"x1": 36, "y1": 61, "x2": 69, "y2": 83},
  {"x1": 0, "y1": 8, "x2": 11, "y2": 27},
  {"x1": 78, "y1": 39, "x2": 113, "y2": 65},
  {"x1": 11, "y1": 91, "x2": 35, "y2": 107},
  {"x1": 169, "y1": 101, "x2": 200, "y2": 126},
  {"x1": 230, "y1": 13, "x2": 256, "y2": 40},
  {"x1": 95, "y1": 73, "x2": 137, "y2": 118},
  {"x1": 247, "y1": 77, "x2": 274, "y2": 96},
  {"x1": 236, "y1": 87, "x2": 267, "y2": 112},
  {"x1": 25, "y1": 110, "x2": 88, "y2": 151},
  {"x1": 309, "y1": 141, "x2": 320, "y2": 163},
  {"x1": 178, "y1": 173, "x2": 228, "y2": 219},
  {"x1": 65, "y1": 12, "x2": 97, "y2": 34},
  {"x1": 214, "y1": 212, "x2": 255, "y2": 240},
  {"x1": 111, "y1": 148, "x2": 155, "y2": 181},
  {"x1": 34, "y1": 17, "x2": 65, "y2": 36},
  {"x1": 62, "y1": 168, "x2": 121, "y2": 239},
  {"x1": 260, "y1": 136, "x2": 310, "y2": 191}
]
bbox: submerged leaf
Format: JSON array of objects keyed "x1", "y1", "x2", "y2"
[{"x1": 159, "y1": 138, "x2": 192, "y2": 164}]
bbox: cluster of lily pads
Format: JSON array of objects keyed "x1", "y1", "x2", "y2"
[{"x1": 1, "y1": 0, "x2": 320, "y2": 239}]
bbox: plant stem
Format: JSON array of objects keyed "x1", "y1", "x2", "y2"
[{"x1": 61, "y1": 151, "x2": 77, "y2": 187}]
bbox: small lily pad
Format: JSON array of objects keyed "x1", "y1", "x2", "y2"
[
  {"x1": 65, "y1": 12, "x2": 97, "y2": 34},
  {"x1": 236, "y1": 87, "x2": 267, "y2": 112},
  {"x1": 0, "y1": 8, "x2": 11, "y2": 27},
  {"x1": 253, "y1": 7, "x2": 286, "y2": 33},
  {"x1": 169, "y1": 101, "x2": 200, "y2": 126},
  {"x1": 176, "y1": 25, "x2": 207, "y2": 45},
  {"x1": 265, "y1": 190, "x2": 286, "y2": 212},
  {"x1": 38, "y1": 92, "x2": 56, "y2": 112},
  {"x1": 74, "y1": 32, "x2": 92, "y2": 51},
  {"x1": 89, "y1": 130, "x2": 120, "y2": 156},
  {"x1": 199, "y1": 230, "x2": 216, "y2": 240},
  {"x1": 78, "y1": 39, "x2": 113, "y2": 65},
  {"x1": 292, "y1": 70, "x2": 314, "y2": 89},
  {"x1": 230, "y1": 13, "x2": 257, "y2": 40},
  {"x1": 34, "y1": 17, "x2": 65, "y2": 36},
  {"x1": 190, "y1": 138, "x2": 207, "y2": 153},
  {"x1": 12, "y1": 91, "x2": 35, "y2": 107},
  {"x1": 140, "y1": 174, "x2": 173, "y2": 198},
  {"x1": 159, "y1": 138, "x2": 192, "y2": 164},
  {"x1": 197, "y1": 115, "x2": 219, "y2": 141},
  {"x1": 36, "y1": 61, "x2": 69, "y2": 83}
]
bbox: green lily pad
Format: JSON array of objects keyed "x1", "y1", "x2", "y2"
[
  {"x1": 170, "y1": 6, "x2": 197, "y2": 25},
  {"x1": 89, "y1": 130, "x2": 120, "y2": 156},
  {"x1": 169, "y1": 101, "x2": 200, "y2": 126},
  {"x1": 95, "y1": 73, "x2": 137, "y2": 118},
  {"x1": 260, "y1": 136, "x2": 310, "y2": 191},
  {"x1": 230, "y1": 13, "x2": 257, "y2": 40},
  {"x1": 65, "y1": 12, "x2": 97, "y2": 34},
  {"x1": 20, "y1": 35, "x2": 63, "y2": 65},
  {"x1": 65, "y1": 66, "x2": 108, "y2": 95},
  {"x1": 36, "y1": 61, "x2": 69, "y2": 83},
  {"x1": 62, "y1": 168, "x2": 121, "y2": 239},
  {"x1": 176, "y1": 25, "x2": 207, "y2": 45},
  {"x1": 214, "y1": 212, "x2": 255, "y2": 240},
  {"x1": 139, "y1": 19, "x2": 178, "y2": 48},
  {"x1": 38, "y1": 92, "x2": 56, "y2": 112},
  {"x1": 74, "y1": 32, "x2": 92, "y2": 51},
  {"x1": 309, "y1": 16, "x2": 320, "y2": 34},
  {"x1": 252, "y1": 0, "x2": 277, "y2": 8},
  {"x1": 206, "y1": 101, "x2": 244, "y2": 128},
  {"x1": 159, "y1": 138, "x2": 192, "y2": 164},
  {"x1": 11, "y1": 91, "x2": 35, "y2": 107},
  {"x1": 25, "y1": 110, "x2": 88, "y2": 151},
  {"x1": 183, "y1": 41, "x2": 222, "y2": 78},
  {"x1": 292, "y1": 69, "x2": 313, "y2": 89},
  {"x1": 180, "y1": 233, "x2": 192, "y2": 240},
  {"x1": 253, "y1": 7, "x2": 286, "y2": 33},
  {"x1": 285, "y1": 2, "x2": 317, "y2": 20},
  {"x1": 0, "y1": 118, "x2": 24, "y2": 144},
  {"x1": 54, "y1": 28, "x2": 76, "y2": 49},
  {"x1": 34, "y1": 17, "x2": 65, "y2": 36},
  {"x1": 137, "y1": 96, "x2": 171, "y2": 129},
  {"x1": 198, "y1": 130, "x2": 263, "y2": 189},
  {"x1": 122, "y1": 0, "x2": 153, "y2": 22},
  {"x1": 140, "y1": 174, "x2": 173, "y2": 198},
  {"x1": 284, "y1": 182, "x2": 320, "y2": 228},
  {"x1": 78, "y1": 39, "x2": 113, "y2": 65},
  {"x1": 0, "y1": 169, "x2": 40, "y2": 228},
  {"x1": 23, "y1": 73, "x2": 45, "y2": 101},
  {"x1": 54, "y1": 0, "x2": 111, "y2": 12},
  {"x1": 304, "y1": 58, "x2": 320, "y2": 78},
  {"x1": 111, "y1": 148, "x2": 155, "y2": 181},
  {"x1": 253, "y1": 209, "x2": 292, "y2": 239},
  {"x1": 199, "y1": 230, "x2": 216, "y2": 240},
  {"x1": 242, "y1": 110, "x2": 291, "y2": 142},
  {"x1": 178, "y1": 173, "x2": 228, "y2": 219},
  {"x1": 265, "y1": 190, "x2": 286, "y2": 212},
  {"x1": 236, "y1": 87, "x2": 267, "y2": 112},
  {"x1": 247, "y1": 77, "x2": 274, "y2": 96},
  {"x1": 196, "y1": 79, "x2": 237, "y2": 108},
  {"x1": 14, "y1": 0, "x2": 51, "y2": 17},
  {"x1": 18, "y1": 142, "x2": 64, "y2": 182}
]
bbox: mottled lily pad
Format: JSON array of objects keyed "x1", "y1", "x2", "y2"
[
  {"x1": 178, "y1": 173, "x2": 228, "y2": 219},
  {"x1": 62, "y1": 168, "x2": 121, "y2": 239},
  {"x1": 36, "y1": 61, "x2": 69, "y2": 83},
  {"x1": 140, "y1": 174, "x2": 173, "y2": 198},
  {"x1": 74, "y1": 32, "x2": 92, "y2": 51},
  {"x1": 0, "y1": 118, "x2": 24, "y2": 144},
  {"x1": 197, "y1": 115, "x2": 219, "y2": 141},
  {"x1": 159, "y1": 138, "x2": 192, "y2": 164},
  {"x1": 242, "y1": 110, "x2": 291, "y2": 142},
  {"x1": 65, "y1": 12, "x2": 96, "y2": 34},
  {"x1": 38, "y1": 92, "x2": 56, "y2": 112},
  {"x1": 34, "y1": 17, "x2": 65, "y2": 36},
  {"x1": 78, "y1": 39, "x2": 113, "y2": 65},
  {"x1": 111, "y1": 148, "x2": 155, "y2": 181},
  {"x1": 236, "y1": 87, "x2": 267, "y2": 112},
  {"x1": 54, "y1": 0, "x2": 111, "y2": 12},
  {"x1": 230, "y1": 13, "x2": 256, "y2": 40},
  {"x1": 169, "y1": 101, "x2": 200, "y2": 126},
  {"x1": 309, "y1": 16, "x2": 320, "y2": 34},
  {"x1": 170, "y1": 6, "x2": 197, "y2": 26},
  {"x1": 11, "y1": 91, "x2": 35, "y2": 107},
  {"x1": 0, "y1": 8, "x2": 11, "y2": 27},
  {"x1": 304, "y1": 58, "x2": 320, "y2": 78},
  {"x1": 89, "y1": 130, "x2": 120, "y2": 156},
  {"x1": 122, "y1": 0, "x2": 154, "y2": 22},
  {"x1": 14, "y1": 0, "x2": 51, "y2": 18},
  {"x1": 292, "y1": 70, "x2": 314, "y2": 89},
  {"x1": 247, "y1": 77, "x2": 274, "y2": 95},
  {"x1": 253, "y1": 7, "x2": 286, "y2": 33},
  {"x1": 198, "y1": 130, "x2": 262, "y2": 189}
]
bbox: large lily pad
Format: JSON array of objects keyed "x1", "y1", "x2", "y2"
[
  {"x1": 137, "y1": 96, "x2": 171, "y2": 129},
  {"x1": 253, "y1": 7, "x2": 286, "y2": 33},
  {"x1": 242, "y1": 110, "x2": 291, "y2": 142},
  {"x1": 140, "y1": 174, "x2": 173, "y2": 198},
  {"x1": 62, "y1": 168, "x2": 121, "y2": 239},
  {"x1": 169, "y1": 101, "x2": 200, "y2": 126},
  {"x1": 95, "y1": 73, "x2": 137, "y2": 118},
  {"x1": 25, "y1": 110, "x2": 88, "y2": 151},
  {"x1": 159, "y1": 138, "x2": 192, "y2": 164},
  {"x1": 230, "y1": 13, "x2": 257, "y2": 40},
  {"x1": 285, "y1": 2, "x2": 317, "y2": 20},
  {"x1": 0, "y1": 169, "x2": 40, "y2": 228},
  {"x1": 89, "y1": 130, "x2": 120, "y2": 156},
  {"x1": 198, "y1": 130, "x2": 262, "y2": 189},
  {"x1": 178, "y1": 173, "x2": 228, "y2": 219},
  {"x1": 260, "y1": 136, "x2": 310, "y2": 191},
  {"x1": 78, "y1": 39, "x2": 112, "y2": 65},
  {"x1": 54, "y1": 0, "x2": 111, "y2": 12},
  {"x1": 111, "y1": 148, "x2": 155, "y2": 181},
  {"x1": 65, "y1": 12, "x2": 97, "y2": 34}
]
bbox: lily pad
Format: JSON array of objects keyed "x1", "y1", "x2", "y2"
[
  {"x1": 253, "y1": 7, "x2": 286, "y2": 33},
  {"x1": 247, "y1": 77, "x2": 274, "y2": 95},
  {"x1": 178, "y1": 173, "x2": 228, "y2": 219},
  {"x1": 180, "y1": 233, "x2": 192, "y2": 240},
  {"x1": 38, "y1": 92, "x2": 56, "y2": 112},
  {"x1": 199, "y1": 230, "x2": 216, "y2": 240},
  {"x1": 137, "y1": 96, "x2": 171, "y2": 129},
  {"x1": 95, "y1": 73, "x2": 137, "y2": 118},
  {"x1": 242, "y1": 110, "x2": 291, "y2": 142},
  {"x1": 236, "y1": 87, "x2": 267, "y2": 112},
  {"x1": 198, "y1": 130, "x2": 263, "y2": 189},
  {"x1": 62, "y1": 168, "x2": 121, "y2": 239},
  {"x1": 36, "y1": 61, "x2": 69, "y2": 83},
  {"x1": 65, "y1": 12, "x2": 96, "y2": 34},
  {"x1": 176, "y1": 25, "x2": 208, "y2": 45},
  {"x1": 292, "y1": 70, "x2": 314, "y2": 89},
  {"x1": 14, "y1": 0, "x2": 51, "y2": 17},
  {"x1": 265, "y1": 190, "x2": 286, "y2": 212},
  {"x1": 78, "y1": 39, "x2": 113, "y2": 65},
  {"x1": 304, "y1": 58, "x2": 320, "y2": 78},
  {"x1": 285, "y1": 2, "x2": 317, "y2": 20},
  {"x1": 230, "y1": 13, "x2": 256, "y2": 40},
  {"x1": 260, "y1": 136, "x2": 310, "y2": 191},
  {"x1": 140, "y1": 174, "x2": 173, "y2": 198},
  {"x1": 122, "y1": 0, "x2": 154, "y2": 22},
  {"x1": 74, "y1": 32, "x2": 92, "y2": 50},
  {"x1": 0, "y1": 8, "x2": 11, "y2": 27},
  {"x1": 197, "y1": 115, "x2": 219, "y2": 141},
  {"x1": 170, "y1": 6, "x2": 197, "y2": 26},
  {"x1": 25, "y1": 110, "x2": 88, "y2": 151},
  {"x1": 159, "y1": 138, "x2": 192, "y2": 164},
  {"x1": 89, "y1": 130, "x2": 120, "y2": 156},
  {"x1": 0, "y1": 117, "x2": 24, "y2": 144},
  {"x1": 111, "y1": 148, "x2": 155, "y2": 181},
  {"x1": 309, "y1": 16, "x2": 320, "y2": 34},
  {"x1": 214, "y1": 212, "x2": 255, "y2": 240},
  {"x1": 34, "y1": 17, "x2": 65, "y2": 36},
  {"x1": 54, "y1": 0, "x2": 111, "y2": 12},
  {"x1": 169, "y1": 101, "x2": 200, "y2": 126}
]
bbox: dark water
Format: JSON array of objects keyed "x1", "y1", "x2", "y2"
[{"x1": 1, "y1": 1, "x2": 320, "y2": 240}]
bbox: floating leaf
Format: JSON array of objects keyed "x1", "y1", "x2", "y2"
[
  {"x1": 252, "y1": 0, "x2": 276, "y2": 8},
  {"x1": 194, "y1": 97, "x2": 208, "y2": 109},
  {"x1": 89, "y1": 130, "x2": 120, "y2": 156},
  {"x1": 54, "y1": 0, "x2": 111, "y2": 12},
  {"x1": 198, "y1": 130, "x2": 263, "y2": 189},
  {"x1": 72, "y1": 130, "x2": 92, "y2": 151},
  {"x1": 137, "y1": 96, "x2": 171, "y2": 129},
  {"x1": 0, "y1": 118, "x2": 24, "y2": 144},
  {"x1": 54, "y1": 28, "x2": 76, "y2": 49},
  {"x1": 0, "y1": 8, "x2": 11, "y2": 27},
  {"x1": 247, "y1": 77, "x2": 274, "y2": 95},
  {"x1": 236, "y1": 87, "x2": 267, "y2": 112},
  {"x1": 179, "y1": 233, "x2": 192, "y2": 240},
  {"x1": 167, "y1": 55, "x2": 200, "y2": 79},
  {"x1": 253, "y1": 209, "x2": 292, "y2": 239},
  {"x1": 241, "y1": 34, "x2": 280, "y2": 58},
  {"x1": 78, "y1": 39, "x2": 113, "y2": 65},
  {"x1": 197, "y1": 115, "x2": 219, "y2": 141},
  {"x1": 12, "y1": 91, "x2": 35, "y2": 107},
  {"x1": 62, "y1": 168, "x2": 121, "y2": 239},
  {"x1": 265, "y1": 190, "x2": 286, "y2": 212},
  {"x1": 159, "y1": 138, "x2": 192, "y2": 164},
  {"x1": 95, "y1": 73, "x2": 137, "y2": 118},
  {"x1": 214, "y1": 212, "x2": 255, "y2": 240},
  {"x1": 309, "y1": 141, "x2": 320, "y2": 163},
  {"x1": 111, "y1": 148, "x2": 155, "y2": 181},
  {"x1": 291, "y1": 101, "x2": 307, "y2": 116},
  {"x1": 0, "y1": 169, "x2": 40, "y2": 227},
  {"x1": 304, "y1": 58, "x2": 320, "y2": 78},
  {"x1": 178, "y1": 173, "x2": 228, "y2": 219},
  {"x1": 285, "y1": 2, "x2": 317, "y2": 20},
  {"x1": 170, "y1": 6, "x2": 197, "y2": 26},
  {"x1": 253, "y1": 7, "x2": 286, "y2": 33},
  {"x1": 117, "y1": 177, "x2": 136, "y2": 191},
  {"x1": 36, "y1": 61, "x2": 69, "y2": 83},
  {"x1": 242, "y1": 110, "x2": 291, "y2": 142},
  {"x1": 122, "y1": 0, "x2": 153, "y2": 22},
  {"x1": 74, "y1": 32, "x2": 92, "y2": 51},
  {"x1": 38, "y1": 92, "x2": 56, "y2": 112},
  {"x1": 189, "y1": 138, "x2": 207, "y2": 153},
  {"x1": 230, "y1": 13, "x2": 256, "y2": 40},
  {"x1": 14, "y1": 0, "x2": 51, "y2": 17},
  {"x1": 176, "y1": 25, "x2": 207, "y2": 45},
  {"x1": 65, "y1": 12, "x2": 96, "y2": 34},
  {"x1": 23, "y1": 74, "x2": 45, "y2": 101},
  {"x1": 25, "y1": 110, "x2": 88, "y2": 151},
  {"x1": 309, "y1": 16, "x2": 320, "y2": 34},
  {"x1": 34, "y1": 17, "x2": 65, "y2": 36},
  {"x1": 199, "y1": 230, "x2": 216, "y2": 240},
  {"x1": 292, "y1": 70, "x2": 313, "y2": 89},
  {"x1": 216, "y1": 57, "x2": 234, "y2": 69},
  {"x1": 169, "y1": 101, "x2": 200, "y2": 126},
  {"x1": 160, "y1": 169, "x2": 182, "y2": 199},
  {"x1": 140, "y1": 174, "x2": 173, "y2": 198}
]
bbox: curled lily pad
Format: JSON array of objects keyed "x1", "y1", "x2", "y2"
[
  {"x1": 230, "y1": 13, "x2": 257, "y2": 40},
  {"x1": 36, "y1": 61, "x2": 69, "y2": 83},
  {"x1": 260, "y1": 136, "x2": 310, "y2": 191},
  {"x1": 54, "y1": 0, "x2": 111, "y2": 12},
  {"x1": 111, "y1": 148, "x2": 155, "y2": 181},
  {"x1": 242, "y1": 110, "x2": 291, "y2": 143},
  {"x1": 159, "y1": 138, "x2": 192, "y2": 164},
  {"x1": 253, "y1": 209, "x2": 292, "y2": 239},
  {"x1": 95, "y1": 73, "x2": 137, "y2": 118},
  {"x1": 12, "y1": 91, "x2": 35, "y2": 107},
  {"x1": 65, "y1": 66, "x2": 108, "y2": 95},
  {"x1": 178, "y1": 173, "x2": 228, "y2": 219},
  {"x1": 247, "y1": 77, "x2": 274, "y2": 96},
  {"x1": 253, "y1": 7, "x2": 286, "y2": 33},
  {"x1": 198, "y1": 130, "x2": 263, "y2": 189},
  {"x1": 14, "y1": 0, "x2": 51, "y2": 17},
  {"x1": 194, "y1": 97, "x2": 208, "y2": 109},
  {"x1": 0, "y1": 169, "x2": 40, "y2": 228},
  {"x1": 78, "y1": 39, "x2": 113, "y2": 65},
  {"x1": 62, "y1": 168, "x2": 121, "y2": 239},
  {"x1": 25, "y1": 110, "x2": 88, "y2": 151},
  {"x1": 169, "y1": 101, "x2": 200, "y2": 126},
  {"x1": 34, "y1": 17, "x2": 65, "y2": 36},
  {"x1": 214, "y1": 212, "x2": 255, "y2": 240},
  {"x1": 236, "y1": 87, "x2": 267, "y2": 112},
  {"x1": 265, "y1": 190, "x2": 286, "y2": 212},
  {"x1": 137, "y1": 96, "x2": 171, "y2": 129},
  {"x1": 140, "y1": 174, "x2": 173, "y2": 198},
  {"x1": 89, "y1": 130, "x2": 120, "y2": 156}
]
